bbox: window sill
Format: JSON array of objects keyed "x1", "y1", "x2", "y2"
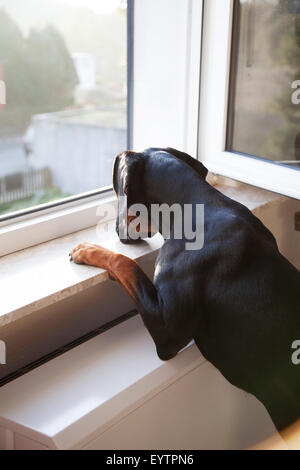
[
  {"x1": 0, "y1": 224, "x2": 163, "y2": 328},
  {"x1": 0, "y1": 176, "x2": 289, "y2": 328},
  {"x1": 208, "y1": 173, "x2": 289, "y2": 210}
]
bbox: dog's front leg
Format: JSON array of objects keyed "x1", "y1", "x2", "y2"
[{"x1": 70, "y1": 242, "x2": 180, "y2": 360}]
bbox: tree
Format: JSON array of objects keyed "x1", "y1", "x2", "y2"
[
  {"x1": 0, "y1": 8, "x2": 78, "y2": 133},
  {"x1": 0, "y1": 9, "x2": 30, "y2": 107},
  {"x1": 26, "y1": 25, "x2": 78, "y2": 110}
]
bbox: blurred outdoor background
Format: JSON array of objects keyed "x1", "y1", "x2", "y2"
[
  {"x1": 228, "y1": 0, "x2": 300, "y2": 168},
  {"x1": 0, "y1": 0, "x2": 127, "y2": 215}
]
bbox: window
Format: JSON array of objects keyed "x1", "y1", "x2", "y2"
[
  {"x1": 0, "y1": 0, "x2": 128, "y2": 218},
  {"x1": 199, "y1": 0, "x2": 300, "y2": 199},
  {"x1": 227, "y1": 0, "x2": 300, "y2": 168}
]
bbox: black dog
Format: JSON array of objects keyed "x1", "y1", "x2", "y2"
[{"x1": 70, "y1": 147, "x2": 300, "y2": 433}]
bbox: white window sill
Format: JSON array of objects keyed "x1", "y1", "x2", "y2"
[
  {"x1": 0, "y1": 224, "x2": 163, "y2": 328},
  {"x1": 0, "y1": 176, "x2": 287, "y2": 328}
]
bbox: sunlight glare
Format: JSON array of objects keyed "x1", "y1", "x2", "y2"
[{"x1": 57, "y1": 0, "x2": 122, "y2": 14}]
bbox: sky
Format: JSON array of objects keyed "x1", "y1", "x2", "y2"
[{"x1": 57, "y1": 0, "x2": 122, "y2": 14}]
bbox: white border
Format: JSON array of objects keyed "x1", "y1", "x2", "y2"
[{"x1": 198, "y1": 0, "x2": 300, "y2": 200}]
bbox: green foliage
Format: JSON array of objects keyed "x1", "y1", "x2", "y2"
[
  {"x1": 0, "y1": 8, "x2": 78, "y2": 134},
  {"x1": 0, "y1": 0, "x2": 127, "y2": 94},
  {"x1": 0, "y1": 9, "x2": 29, "y2": 107},
  {"x1": 26, "y1": 25, "x2": 78, "y2": 109}
]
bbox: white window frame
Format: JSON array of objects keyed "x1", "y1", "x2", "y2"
[
  {"x1": 198, "y1": 0, "x2": 300, "y2": 200},
  {"x1": 0, "y1": 190, "x2": 117, "y2": 257},
  {"x1": 132, "y1": 0, "x2": 203, "y2": 156}
]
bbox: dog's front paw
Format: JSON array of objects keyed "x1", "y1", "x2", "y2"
[{"x1": 69, "y1": 242, "x2": 113, "y2": 269}]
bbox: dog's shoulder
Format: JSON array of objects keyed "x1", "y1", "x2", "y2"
[{"x1": 206, "y1": 197, "x2": 277, "y2": 249}]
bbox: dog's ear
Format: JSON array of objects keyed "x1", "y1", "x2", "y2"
[
  {"x1": 113, "y1": 154, "x2": 120, "y2": 193},
  {"x1": 119, "y1": 151, "x2": 143, "y2": 197},
  {"x1": 163, "y1": 147, "x2": 208, "y2": 180}
]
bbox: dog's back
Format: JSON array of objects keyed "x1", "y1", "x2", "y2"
[{"x1": 192, "y1": 190, "x2": 300, "y2": 430}]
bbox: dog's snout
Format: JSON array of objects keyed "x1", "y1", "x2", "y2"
[{"x1": 116, "y1": 219, "x2": 133, "y2": 244}]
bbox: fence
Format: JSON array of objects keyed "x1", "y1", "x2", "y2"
[{"x1": 0, "y1": 167, "x2": 51, "y2": 204}]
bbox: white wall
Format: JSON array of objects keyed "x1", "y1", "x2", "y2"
[
  {"x1": 133, "y1": 0, "x2": 202, "y2": 156},
  {"x1": 31, "y1": 118, "x2": 126, "y2": 195}
]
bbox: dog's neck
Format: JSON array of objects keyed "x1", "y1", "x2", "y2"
[
  {"x1": 143, "y1": 158, "x2": 213, "y2": 206},
  {"x1": 141, "y1": 158, "x2": 217, "y2": 241}
]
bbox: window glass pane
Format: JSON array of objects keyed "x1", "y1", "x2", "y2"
[
  {"x1": 227, "y1": 0, "x2": 300, "y2": 169},
  {"x1": 0, "y1": 0, "x2": 127, "y2": 216}
]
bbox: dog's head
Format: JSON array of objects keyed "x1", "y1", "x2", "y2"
[
  {"x1": 113, "y1": 148, "x2": 208, "y2": 243},
  {"x1": 113, "y1": 150, "x2": 148, "y2": 243}
]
